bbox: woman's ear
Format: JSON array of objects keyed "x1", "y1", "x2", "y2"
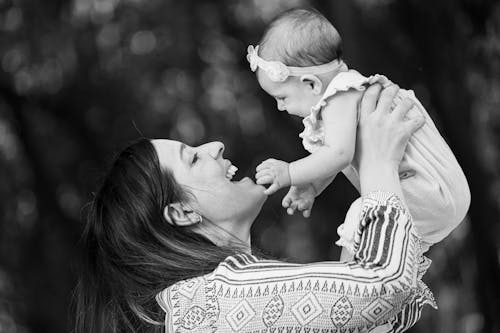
[
  {"x1": 300, "y1": 74, "x2": 323, "y2": 95},
  {"x1": 163, "y1": 202, "x2": 202, "y2": 226}
]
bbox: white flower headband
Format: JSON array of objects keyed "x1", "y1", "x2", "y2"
[{"x1": 246, "y1": 45, "x2": 345, "y2": 82}]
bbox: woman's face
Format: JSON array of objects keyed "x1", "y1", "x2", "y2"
[{"x1": 151, "y1": 139, "x2": 267, "y2": 226}]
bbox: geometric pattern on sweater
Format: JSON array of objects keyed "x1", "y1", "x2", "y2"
[
  {"x1": 156, "y1": 192, "x2": 437, "y2": 333},
  {"x1": 262, "y1": 295, "x2": 284, "y2": 327},
  {"x1": 360, "y1": 297, "x2": 394, "y2": 323},
  {"x1": 225, "y1": 299, "x2": 255, "y2": 331},
  {"x1": 179, "y1": 305, "x2": 205, "y2": 330},
  {"x1": 290, "y1": 292, "x2": 323, "y2": 325},
  {"x1": 330, "y1": 296, "x2": 353, "y2": 327}
]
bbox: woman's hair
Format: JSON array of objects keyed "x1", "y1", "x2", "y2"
[
  {"x1": 259, "y1": 8, "x2": 343, "y2": 67},
  {"x1": 73, "y1": 139, "x2": 245, "y2": 332}
]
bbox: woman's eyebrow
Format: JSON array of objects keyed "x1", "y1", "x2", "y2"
[{"x1": 179, "y1": 143, "x2": 186, "y2": 162}]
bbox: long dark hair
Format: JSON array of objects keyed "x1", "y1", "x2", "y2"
[{"x1": 73, "y1": 139, "x2": 245, "y2": 332}]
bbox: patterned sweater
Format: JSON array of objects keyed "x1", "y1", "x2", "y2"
[{"x1": 156, "y1": 192, "x2": 436, "y2": 332}]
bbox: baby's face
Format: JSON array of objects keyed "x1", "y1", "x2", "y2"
[{"x1": 257, "y1": 71, "x2": 320, "y2": 118}]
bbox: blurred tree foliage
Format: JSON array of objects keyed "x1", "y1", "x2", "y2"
[{"x1": 0, "y1": 0, "x2": 499, "y2": 332}]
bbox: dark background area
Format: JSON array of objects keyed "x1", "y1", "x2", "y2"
[{"x1": 0, "y1": 0, "x2": 499, "y2": 332}]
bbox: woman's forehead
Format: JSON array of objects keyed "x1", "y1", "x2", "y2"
[{"x1": 151, "y1": 139, "x2": 183, "y2": 170}]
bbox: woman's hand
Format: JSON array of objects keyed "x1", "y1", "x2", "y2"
[{"x1": 355, "y1": 84, "x2": 424, "y2": 197}]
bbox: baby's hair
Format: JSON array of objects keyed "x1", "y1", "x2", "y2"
[{"x1": 259, "y1": 8, "x2": 343, "y2": 67}]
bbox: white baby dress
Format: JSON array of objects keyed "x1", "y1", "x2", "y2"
[{"x1": 298, "y1": 70, "x2": 470, "y2": 253}]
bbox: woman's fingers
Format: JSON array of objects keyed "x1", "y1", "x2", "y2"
[
  {"x1": 359, "y1": 84, "x2": 382, "y2": 120},
  {"x1": 391, "y1": 97, "x2": 424, "y2": 138},
  {"x1": 404, "y1": 116, "x2": 425, "y2": 135},
  {"x1": 375, "y1": 84, "x2": 399, "y2": 114},
  {"x1": 392, "y1": 97, "x2": 414, "y2": 120}
]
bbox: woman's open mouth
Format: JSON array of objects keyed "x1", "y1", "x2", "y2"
[{"x1": 225, "y1": 163, "x2": 238, "y2": 180}]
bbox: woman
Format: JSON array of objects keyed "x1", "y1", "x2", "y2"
[{"x1": 74, "y1": 84, "x2": 433, "y2": 332}]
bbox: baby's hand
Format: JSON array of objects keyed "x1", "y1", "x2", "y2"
[
  {"x1": 282, "y1": 184, "x2": 316, "y2": 218},
  {"x1": 255, "y1": 158, "x2": 291, "y2": 195}
]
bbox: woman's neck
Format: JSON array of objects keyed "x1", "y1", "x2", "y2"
[{"x1": 195, "y1": 216, "x2": 253, "y2": 251}]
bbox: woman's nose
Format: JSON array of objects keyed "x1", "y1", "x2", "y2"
[{"x1": 201, "y1": 141, "x2": 224, "y2": 159}]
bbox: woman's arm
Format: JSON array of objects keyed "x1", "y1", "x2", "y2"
[
  {"x1": 195, "y1": 191, "x2": 433, "y2": 332},
  {"x1": 158, "y1": 192, "x2": 432, "y2": 332}
]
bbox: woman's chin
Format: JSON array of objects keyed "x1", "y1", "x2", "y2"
[
  {"x1": 232, "y1": 177, "x2": 267, "y2": 192},
  {"x1": 232, "y1": 176, "x2": 254, "y2": 186}
]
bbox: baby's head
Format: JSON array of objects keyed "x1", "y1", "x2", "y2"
[{"x1": 252, "y1": 8, "x2": 343, "y2": 117}]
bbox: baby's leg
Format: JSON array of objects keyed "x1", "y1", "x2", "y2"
[
  {"x1": 397, "y1": 89, "x2": 470, "y2": 246},
  {"x1": 338, "y1": 91, "x2": 470, "y2": 253}
]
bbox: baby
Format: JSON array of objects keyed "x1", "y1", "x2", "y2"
[{"x1": 249, "y1": 8, "x2": 470, "y2": 254}]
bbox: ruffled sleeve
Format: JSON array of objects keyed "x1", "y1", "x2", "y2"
[
  {"x1": 299, "y1": 70, "x2": 394, "y2": 153},
  {"x1": 321, "y1": 71, "x2": 393, "y2": 100}
]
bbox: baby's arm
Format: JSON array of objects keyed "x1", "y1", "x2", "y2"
[
  {"x1": 255, "y1": 90, "x2": 361, "y2": 195},
  {"x1": 289, "y1": 90, "x2": 361, "y2": 185},
  {"x1": 312, "y1": 175, "x2": 335, "y2": 196}
]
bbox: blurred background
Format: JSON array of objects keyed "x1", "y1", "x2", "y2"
[{"x1": 0, "y1": 0, "x2": 499, "y2": 332}]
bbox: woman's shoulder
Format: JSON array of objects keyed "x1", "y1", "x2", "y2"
[
  {"x1": 155, "y1": 254, "x2": 271, "y2": 305},
  {"x1": 154, "y1": 253, "x2": 283, "y2": 325},
  {"x1": 209, "y1": 253, "x2": 301, "y2": 278}
]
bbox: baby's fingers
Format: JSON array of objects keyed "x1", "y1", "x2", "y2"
[
  {"x1": 297, "y1": 200, "x2": 314, "y2": 218},
  {"x1": 297, "y1": 200, "x2": 312, "y2": 211},
  {"x1": 255, "y1": 169, "x2": 271, "y2": 180},
  {"x1": 287, "y1": 202, "x2": 298, "y2": 215},
  {"x1": 256, "y1": 159, "x2": 274, "y2": 172},
  {"x1": 256, "y1": 174, "x2": 274, "y2": 185},
  {"x1": 264, "y1": 183, "x2": 280, "y2": 195},
  {"x1": 282, "y1": 195, "x2": 292, "y2": 208}
]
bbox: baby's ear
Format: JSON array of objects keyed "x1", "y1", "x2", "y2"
[{"x1": 300, "y1": 74, "x2": 323, "y2": 95}]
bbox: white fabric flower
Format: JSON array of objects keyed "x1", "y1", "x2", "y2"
[{"x1": 246, "y1": 44, "x2": 290, "y2": 82}]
